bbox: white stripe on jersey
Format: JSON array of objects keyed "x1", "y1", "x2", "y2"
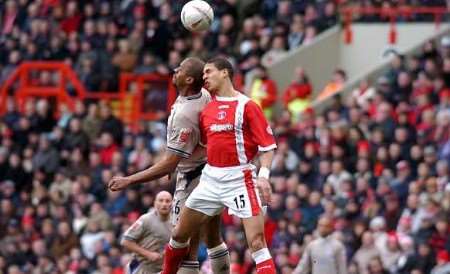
[
  {"x1": 258, "y1": 144, "x2": 277, "y2": 151},
  {"x1": 234, "y1": 94, "x2": 250, "y2": 165}
]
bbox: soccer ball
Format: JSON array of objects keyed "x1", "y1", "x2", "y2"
[{"x1": 181, "y1": 0, "x2": 214, "y2": 32}]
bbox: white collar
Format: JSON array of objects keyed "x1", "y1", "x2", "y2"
[{"x1": 215, "y1": 92, "x2": 244, "y2": 101}]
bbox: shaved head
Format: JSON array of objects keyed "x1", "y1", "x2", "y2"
[
  {"x1": 155, "y1": 191, "x2": 172, "y2": 217},
  {"x1": 156, "y1": 191, "x2": 172, "y2": 200},
  {"x1": 184, "y1": 57, "x2": 205, "y2": 91}
]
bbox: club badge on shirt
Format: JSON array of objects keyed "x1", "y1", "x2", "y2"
[
  {"x1": 217, "y1": 110, "x2": 227, "y2": 120},
  {"x1": 178, "y1": 128, "x2": 192, "y2": 143}
]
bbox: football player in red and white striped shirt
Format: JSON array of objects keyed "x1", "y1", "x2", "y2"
[{"x1": 162, "y1": 57, "x2": 277, "y2": 274}]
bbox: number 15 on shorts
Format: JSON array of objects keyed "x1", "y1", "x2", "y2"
[{"x1": 233, "y1": 194, "x2": 246, "y2": 209}]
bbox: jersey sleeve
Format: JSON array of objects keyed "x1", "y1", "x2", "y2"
[
  {"x1": 199, "y1": 112, "x2": 207, "y2": 147},
  {"x1": 122, "y1": 215, "x2": 147, "y2": 242},
  {"x1": 245, "y1": 101, "x2": 277, "y2": 151},
  {"x1": 167, "y1": 113, "x2": 200, "y2": 158}
]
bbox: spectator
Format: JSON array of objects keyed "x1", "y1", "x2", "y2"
[
  {"x1": 354, "y1": 232, "x2": 380, "y2": 274},
  {"x1": 112, "y1": 39, "x2": 138, "y2": 73},
  {"x1": 431, "y1": 251, "x2": 450, "y2": 274},
  {"x1": 288, "y1": 16, "x2": 305, "y2": 50},
  {"x1": 247, "y1": 65, "x2": 277, "y2": 119},
  {"x1": 283, "y1": 67, "x2": 312, "y2": 122},
  {"x1": 128, "y1": 137, "x2": 152, "y2": 171},
  {"x1": 99, "y1": 102, "x2": 124, "y2": 144},
  {"x1": 316, "y1": 69, "x2": 347, "y2": 102},
  {"x1": 261, "y1": 35, "x2": 288, "y2": 67},
  {"x1": 351, "y1": 78, "x2": 376, "y2": 108},
  {"x1": 82, "y1": 103, "x2": 101, "y2": 143},
  {"x1": 50, "y1": 221, "x2": 79, "y2": 259},
  {"x1": 63, "y1": 118, "x2": 90, "y2": 155},
  {"x1": 32, "y1": 134, "x2": 60, "y2": 176},
  {"x1": 414, "y1": 242, "x2": 437, "y2": 274},
  {"x1": 80, "y1": 221, "x2": 106, "y2": 260}
]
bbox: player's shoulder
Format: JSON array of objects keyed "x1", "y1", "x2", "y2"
[
  {"x1": 244, "y1": 96, "x2": 263, "y2": 111},
  {"x1": 179, "y1": 89, "x2": 211, "y2": 114},
  {"x1": 140, "y1": 210, "x2": 161, "y2": 226},
  {"x1": 185, "y1": 89, "x2": 211, "y2": 105},
  {"x1": 140, "y1": 210, "x2": 157, "y2": 221},
  {"x1": 201, "y1": 88, "x2": 212, "y2": 102}
]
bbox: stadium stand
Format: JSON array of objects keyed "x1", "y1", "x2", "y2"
[{"x1": 0, "y1": 1, "x2": 450, "y2": 274}]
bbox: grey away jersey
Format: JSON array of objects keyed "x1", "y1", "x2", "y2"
[
  {"x1": 122, "y1": 210, "x2": 172, "y2": 273},
  {"x1": 166, "y1": 89, "x2": 211, "y2": 173}
]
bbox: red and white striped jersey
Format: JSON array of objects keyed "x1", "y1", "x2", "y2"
[{"x1": 200, "y1": 93, "x2": 277, "y2": 167}]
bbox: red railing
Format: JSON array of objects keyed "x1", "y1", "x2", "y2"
[
  {"x1": 0, "y1": 62, "x2": 176, "y2": 129},
  {"x1": 341, "y1": 6, "x2": 448, "y2": 44}
]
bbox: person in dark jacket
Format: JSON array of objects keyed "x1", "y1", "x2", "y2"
[{"x1": 99, "y1": 102, "x2": 123, "y2": 145}]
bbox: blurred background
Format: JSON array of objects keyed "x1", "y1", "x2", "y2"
[{"x1": 0, "y1": 0, "x2": 449, "y2": 273}]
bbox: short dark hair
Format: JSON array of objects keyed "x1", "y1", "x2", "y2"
[
  {"x1": 335, "y1": 69, "x2": 347, "y2": 80},
  {"x1": 185, "y1": 57, "x2": 205, "y2": 91},
  {"x1": 207, "y1": 57, "x2": 234, "y2": 80}
]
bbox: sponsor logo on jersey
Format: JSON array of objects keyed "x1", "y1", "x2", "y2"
[{"x1": 210, "y1": 124, "x2": 234, "y2": 132}]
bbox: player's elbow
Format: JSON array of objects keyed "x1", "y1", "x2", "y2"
[
  {"x1": 164, "y1": 153, "x2": 182, "y2": 172},
  {"x1": 120, "y1": 238, "x2": 133, "y2": 249},
  {"x1": 167, "y1": 160, "x2": 179, "y2": 173}
]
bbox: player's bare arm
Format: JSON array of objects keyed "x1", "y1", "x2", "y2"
[
  {"x1": 108, "y1": 151, "x2": 182, "y2": 191},
  {"x1": 121, "y1": 239, "x2": 163, "y2": 262},
  {"x1": 257, "y1": 150, "x2": 274, "y2": 205}
]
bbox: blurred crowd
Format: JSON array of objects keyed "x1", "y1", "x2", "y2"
[
  {"x1": 263, "y1": 36, "x2": 450, "y2": 273},
  {"x1": 0, "y1": 0, "x2": 340, "y2": 92},
  {"x1": 1, "y1": 0, "x2": 450, "y2": 274}
]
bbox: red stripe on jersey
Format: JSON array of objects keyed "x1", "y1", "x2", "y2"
[{"x1": 243, "y1": 169, "x2": 259, "y2": 216}]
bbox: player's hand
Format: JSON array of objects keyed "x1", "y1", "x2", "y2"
[
  {"x1": 256, "y1": 177, "x2": 272, "y2": 205},
  {"x1": 146, "y1": 251, "x2": 162, "y2": 262},
  {"x1": 108, "y1": 176, "x2": 133, "y2": 191}
]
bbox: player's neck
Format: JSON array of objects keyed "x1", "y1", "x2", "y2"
[
  {"x1": 216, "y1": 81, "x2": 237, "y2": 97},
  {"x1": 179, "y1": 87, "x2": 200, "y2": 97},
  {"x1": 158, "y1": 213, "x2": 170, "y2": 222}
]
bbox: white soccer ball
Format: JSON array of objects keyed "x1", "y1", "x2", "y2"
[{"x1": 181, "y1": 0, "x2": 214, "y2": 32}]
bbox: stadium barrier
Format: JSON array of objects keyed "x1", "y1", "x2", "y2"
[
  {"x1": 0, "y1": 62, "x2": 177, "y2": 130},
  {"x1": 342, "y1": 6, "x2": 448, "y2": 44}
]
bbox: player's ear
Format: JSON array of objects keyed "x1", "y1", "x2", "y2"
[
  {"x1": 186, "y1": 76, "x2": 194, "y2": 85},
  {"x1": 221, "y1": 69, "x2": 228, "y2": 79}
]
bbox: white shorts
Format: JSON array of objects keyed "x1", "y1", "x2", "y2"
[
  {"x1": 171, "y1": 171, "x2": 201, "y2": 225},
  {"x1": 185, "y1": 164, "x2": 263, "y2": 218}
]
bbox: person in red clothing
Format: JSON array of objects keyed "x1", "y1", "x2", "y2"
[
  {"x1": 161, "y1": 57, "x2": 277, "y2": 274},
  {"x1": 2, "y1": 1, "x2": 18, "y2": 35},
  {"x1": 429, "y1": 217, "x2": 450, "y2": 253},
  {"x1": 282, "y1": 67, "x2": 312, "y2": 122},
  {"x1": 98, "y1": 132, "x2": 118, "y2": 166},
  {"x1": 248, "y1": 65, "x2": 277, "y2": 120}
]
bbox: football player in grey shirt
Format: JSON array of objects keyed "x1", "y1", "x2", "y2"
[
  {"x1": 109, "y1": 57, "x2": 230, "y2": 274},
  {"x1": 122, "y1": 191, "x2": 173, "y2": 274}
]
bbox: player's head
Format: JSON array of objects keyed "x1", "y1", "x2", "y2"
[
  {"x1": 172, "y1": 57, "x2": 205, "y2": 92},
  {"x1": 154, "y1": 191, "x2": 173, "y2": 217},
  {"x1": 317, "y1": 215, "x2": 334, "y2": 237},
  {"x1": 203, "y1": 57, "x2": 234, "y2": 92}
]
